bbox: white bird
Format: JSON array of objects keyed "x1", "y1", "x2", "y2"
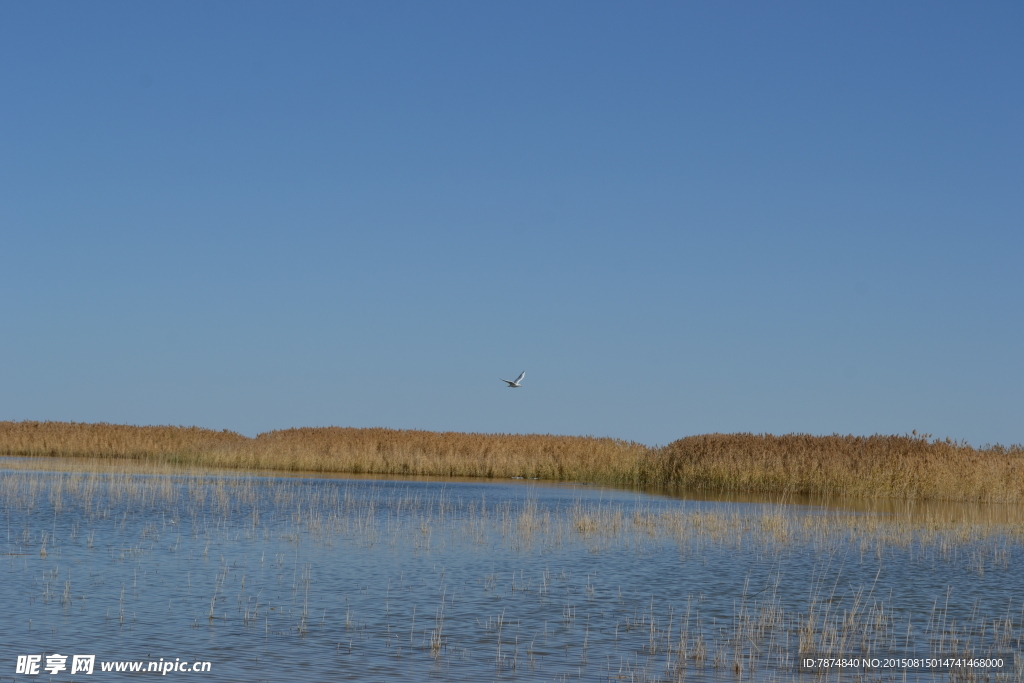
[{"x1": 501, "y1": 371, "x2": 526, "y2": 388}]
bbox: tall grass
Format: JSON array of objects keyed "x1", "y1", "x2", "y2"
[
  {"x1": 1, "y1": 421, "x2": 1022, "y2": 502},
  {"x1": 661, "y1": 432, "x2": 1024, "y2": 503},
  {"x1": 0, "y1": 421, "x2": 654, "y2": 485}
]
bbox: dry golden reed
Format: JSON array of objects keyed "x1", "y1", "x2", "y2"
[
  {"x1": 0, "y1": 421, "x2": 653, "y2": 485},
  {"x1": 660, "y1": 432, "x2": 1024, "y2": 503},
  {"x1": 1, "y1": 421, "x2": 1022, "y2": 502}
]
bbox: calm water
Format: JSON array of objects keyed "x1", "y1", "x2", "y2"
[{"x1": 0, "y1": 466, "x2": 1021, "y2": 682}]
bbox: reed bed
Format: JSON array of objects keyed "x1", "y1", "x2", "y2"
[
  {"x1": 2, "y1": 421, "x2": 1023, "y2": 502},
  {"x1": 0, "y1": 421, "x2": 654, "y2": 484},
  {"x1": 661, "y1": 433, "x2": 1024, "y2": 503}
]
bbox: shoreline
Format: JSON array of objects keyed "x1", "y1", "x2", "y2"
[{"x1": 1, "y1": 420, "x2": 1022, "y2": 503}]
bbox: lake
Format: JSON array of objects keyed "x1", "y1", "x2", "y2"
[{"x1": 1, "y1": 462, "x2": 1021, "y2": 681}]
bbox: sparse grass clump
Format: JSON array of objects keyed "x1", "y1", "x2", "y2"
[{"x1": 1, "y1": 421, "x2": 1023, "y2": 502}]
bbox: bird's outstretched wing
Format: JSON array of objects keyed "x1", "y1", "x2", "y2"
[{"x1": 500, "y1": 372, "x2": 525, "y2": 387}]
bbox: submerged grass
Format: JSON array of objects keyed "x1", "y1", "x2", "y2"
[{"x1": 2, "y1": 421, "x2": 1023, "y2": 502}]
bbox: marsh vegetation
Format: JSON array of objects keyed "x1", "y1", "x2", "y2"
[
  {"x1": 2, "y1": 421, "x2": 1023, "y2": 502},
  {"x1": 1, "y1": 461, "x2": 1022, "y2": 681}
]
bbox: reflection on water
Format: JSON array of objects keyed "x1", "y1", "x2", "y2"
[{"x1": 0, "y1": 464, "x2": 1021, "y2": 681}]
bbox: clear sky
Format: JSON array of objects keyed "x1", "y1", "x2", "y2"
[{"x1": 2, "y1": 2, "x2": 1021, "y2": 447}]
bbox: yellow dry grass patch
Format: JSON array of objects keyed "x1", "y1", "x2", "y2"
[
  {"x1": 2, "y1": 421, "x2": 1022, "y2": 502},
  {"x1": 660, "y1": 432, "x2": 1024, "y2": 503}
]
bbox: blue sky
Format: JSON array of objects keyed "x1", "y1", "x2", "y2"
[{"x1": 2, "y1": 2, "x2": 1021, "y2": 446}]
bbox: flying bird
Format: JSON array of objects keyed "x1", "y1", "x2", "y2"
[{"x1": 501, "y1": 371, "x2": 526, "y2": 388}]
